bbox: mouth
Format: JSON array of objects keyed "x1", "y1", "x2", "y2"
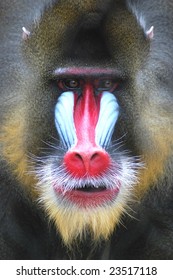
[
  {"x1": 76, "y1": 185, "x2": 106, "y2": 192},
  {"x1": 54, "y1": 184, "x2": 120, "y2": 208}
]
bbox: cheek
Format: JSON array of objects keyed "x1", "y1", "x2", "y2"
[{"x1": 55, "y1": 91, "x2": 77, "y2": 149}]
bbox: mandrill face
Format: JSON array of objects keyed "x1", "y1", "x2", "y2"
[{"x1": 35, "y1": 68, "x2": 141, "y2": 243}]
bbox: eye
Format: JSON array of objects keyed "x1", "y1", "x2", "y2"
[
  {"x1": 99, "y1": 79, "x2": 113, "y2": 89},
  {"x1": 95, "y1": 79, "x2": 120, "y2": 92},
  {"x1": 63, "y1": 79, "x2": 81, "y2": 89}
]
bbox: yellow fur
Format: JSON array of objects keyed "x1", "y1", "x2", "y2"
[
  {"x1": 44, "y1": 197, "x2": 125, "y2": 245},
  {"x1": 135, "y1": 108, "x2": 173, "y2": 198},
  {"x1": 1, "y1": 109, "x2": 38, "y2": 198}
]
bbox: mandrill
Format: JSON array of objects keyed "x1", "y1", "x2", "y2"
[{"x1": 0, "y1": 0, "x2": 173, "y2": 259}]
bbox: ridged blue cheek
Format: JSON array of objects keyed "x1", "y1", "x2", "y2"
[
  {"x1": 95, "y1": 91, "x2": 119, "y2": 148},
  {"x1": 54, "y1": 91, "x2": 77, "y2": 149}
]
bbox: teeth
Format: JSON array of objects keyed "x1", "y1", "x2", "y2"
[{"x1": 75, "y1": 185, "x2": 107, "y2": 192}]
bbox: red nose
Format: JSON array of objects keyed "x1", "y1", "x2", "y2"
[
  {"x1": 63, "y1": 82, "x2": 111, "y2": 178},
  {"x1": 64, "y1": 147, "x2": 110, "y2": 177}
]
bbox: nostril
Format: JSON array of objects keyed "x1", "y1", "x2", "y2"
[
  {"x1": 90, "y1": 153, "x2": 99, "y2": 161},
  {"x1": 74, "y1": 153, "x2": 83, "y2": 161},
  {"x1": 64, "y1": 149, "x2": 110, "y2": 178}
]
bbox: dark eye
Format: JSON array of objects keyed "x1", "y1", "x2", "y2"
[
  {"x1": 99, "y1": 79, "x2": 113, "y2": 89},
  {"x1": 96, "y1": 79, "x2": 120, "y2": 92},
  {"x1": 63, "y1": 79, "x2": 81, "y2": 89}
]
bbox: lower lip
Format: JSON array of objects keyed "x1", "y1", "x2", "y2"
[{"x1": 54, "y1": 187, "x2": 119, "y2": 208}]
